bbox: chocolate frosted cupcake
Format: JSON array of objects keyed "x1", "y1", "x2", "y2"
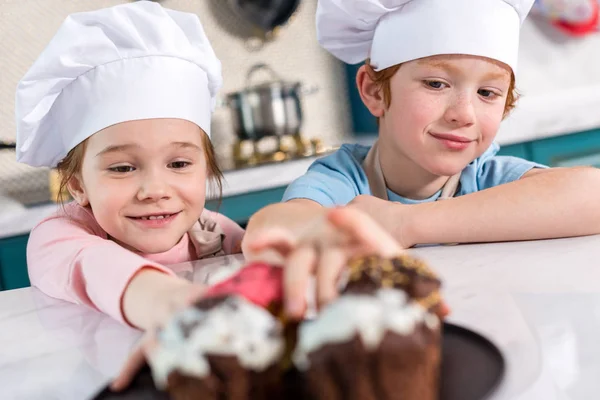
[
  {"x1": 293, "y1": 254, "x2": 444, "y2": 400},
  {"x1": 145, "y1": 257, "x2": 445, "y2": 400},
  {"x1": 148, "y1": 294, "x2": 285, "y2": 400},
  {"x1": 343, "y1": 254, "x2": 446, "y2": 317}
]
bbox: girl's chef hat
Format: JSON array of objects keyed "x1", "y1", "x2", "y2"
[
  {"x1": 316, "y1": 0, "x2": 536, "y2": 72},
  {"x1": 15, "y1": 1, "x2": 222, "y2": 168}
]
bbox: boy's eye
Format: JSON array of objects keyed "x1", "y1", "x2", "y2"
[
  {"x1": 109, "y1": 165, "x2": 135, "y2": 173},
  {"x1": 424, "y1": 80, "x2": 446, "y2": 89},
  {"x1": 169, "y1": 161, "x2": 191, "y2": 169},
  {"x1": 478, "y1": 89, "x2": 498, "y2": 99}
]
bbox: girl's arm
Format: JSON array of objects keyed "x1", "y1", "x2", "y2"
[{"x1": 27, "y1": 206, "x2": 181, "y2": 328}]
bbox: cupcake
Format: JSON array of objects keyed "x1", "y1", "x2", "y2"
[
  {"x1": 146, "y1": 255, "x2": 446, "y2": 400},
  {"x1": 148, "y1": 293, "x2": 285, "y2": 400},
  {"x1": 293, "y1": 254, "x2": 445, "y2": 400},
  {"x1": 147, "y1": 262, "x2": 296, "y2": 400}
]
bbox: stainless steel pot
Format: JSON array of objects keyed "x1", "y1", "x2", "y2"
[{"x1": 225, "y1": 63, "x2": 317, "y2": 141}]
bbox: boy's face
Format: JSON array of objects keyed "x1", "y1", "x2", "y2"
[
  {"x1": 69, "y1": 118, "x2": 208, "y2": 254},
  {"x1": 377, "y1": 54, "x2": 511, "y2": 177}
]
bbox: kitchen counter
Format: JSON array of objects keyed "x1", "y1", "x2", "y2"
[{"x1": 2, "y1": 236, "x2": 600, "y2": 399}]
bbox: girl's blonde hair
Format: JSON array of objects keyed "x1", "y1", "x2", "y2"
[
  {"x1": 56, "y1": 131, "x2": 223, "y2": 205},
  {"x1": 364, "y1": 59, "x2": 519, "y2": 119}
]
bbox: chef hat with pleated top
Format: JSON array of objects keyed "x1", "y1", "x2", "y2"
[
  {"x1": 316, "y1": 0, "x2": 535, "y2": 73},
  {"x1": 15, "y1": 0, "x2": 222, "y2": 168}
]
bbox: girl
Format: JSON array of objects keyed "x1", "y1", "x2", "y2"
[
  {"x1": 16, "y1": 0, "x2": 400, "y2": 355},
  {"x1": 244, "y1": 0, "x2": 600, "y2": 318},
  {"x1": 15, "y1": 1, "x2": 244, "y2": 331}
]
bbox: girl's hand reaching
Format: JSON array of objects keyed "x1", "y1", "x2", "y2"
[{"x1": 112, "y1": 272, "x2": 207, "y2": 392}]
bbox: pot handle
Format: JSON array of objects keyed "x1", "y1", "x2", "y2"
[{"x1": 245, "y1": 62, "x2": 283, "y2": 87}]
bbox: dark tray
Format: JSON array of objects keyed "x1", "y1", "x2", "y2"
[
  {"x1": 440, "y1": 323, "x2": 505, "y2": 400},
  {"x1": 93, "y1": 322, "x2": 504, "y2": 400}
]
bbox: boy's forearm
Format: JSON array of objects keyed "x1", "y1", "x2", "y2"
[{"x1": 403, "y1": 167, "x2": 600, "y2": 246}]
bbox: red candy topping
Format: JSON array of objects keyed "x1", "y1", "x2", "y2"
[{"x1": 203, "y1": 262, "x2": 284, "y2": 309}]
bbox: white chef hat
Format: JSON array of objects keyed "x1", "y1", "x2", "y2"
[
  {"x1": 15, "y1": 0, "x2": 222, "y2": 168},
  {"x1": 316, "y1": 0, "x2": 535, "y2": 72}
]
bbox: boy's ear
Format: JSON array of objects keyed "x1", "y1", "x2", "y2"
[
  {"x1": 67, "y1": 174, "x2": 89, "y2": 207},
  {"x1": 356, "y1": 65, "x2": 386, "y2": 118}
]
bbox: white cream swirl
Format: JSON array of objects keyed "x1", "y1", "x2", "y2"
[
  {"x1": 293, "y1": 288, "x2": 439, "y2": 370},
  {"x1": 149, "y1": 295, "x2": 284, "y2": 389}
]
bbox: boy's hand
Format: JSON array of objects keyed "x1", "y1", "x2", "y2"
[
  {"x1": 245, "y1": 207, "x2": 404, "y2": 320},
  {"x1": 348, "y1": 195, "x2": 414, "y2": 248}
]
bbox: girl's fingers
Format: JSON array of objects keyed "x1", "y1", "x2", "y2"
[
  {"x1": 111, "y1": 335, "x2": 159, "y2": 391},
  {"x1": 110, "y1": 344, "x2": 147, "y2": 391},
  {"x1": 184, "y1": 284, "x2": 209, "y2": 306}
]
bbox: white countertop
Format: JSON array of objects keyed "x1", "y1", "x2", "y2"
[{"x1": 2, "y1": 236, "x2": 600, "y2": 399}]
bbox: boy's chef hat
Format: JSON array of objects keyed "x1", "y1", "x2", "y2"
[
  {"x1": 15, "y1": 1, "x2": 222, "y2": 168},
  {"x1": 316, "y1": 0, "x2": 535, "y2": 72}
]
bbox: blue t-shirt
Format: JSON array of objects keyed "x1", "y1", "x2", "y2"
[{"x1": 283, "y1": 142, "x2": 547, "y2": 206}]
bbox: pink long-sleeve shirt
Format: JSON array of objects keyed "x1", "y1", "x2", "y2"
[{"x1": 27, "y1": 202, "x2": 245, "y2": 324}]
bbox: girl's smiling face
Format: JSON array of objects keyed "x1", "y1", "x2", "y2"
[{"x1": 68, "y1": 118, "x2": 209, "y2": 254}]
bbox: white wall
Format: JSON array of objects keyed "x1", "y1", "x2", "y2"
[{"x1": 498, "y1": 17, "x2": 600, "y2": 145}]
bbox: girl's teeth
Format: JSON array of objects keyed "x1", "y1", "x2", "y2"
[{"x1": 141, "y1": 215, "x2": 168, "y2": 220}]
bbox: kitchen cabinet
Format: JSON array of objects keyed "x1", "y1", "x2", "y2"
[
  {"x1": 497, "y1": 142, "x2": 531, "y2": 159},
  {"x1": 529, "y1": 128, "x2": 600, "y2": 168},
  {"x1": 205, "y1": 186, "x2": 287, "y2": 228},
  {"x1": 0, "y1": 234, "x2": 30, "y2": 291}
]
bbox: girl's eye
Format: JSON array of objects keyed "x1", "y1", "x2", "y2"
[
  {"x1": 478, "y1": 89, "x2": 499, "y2": 99},
  {"x1": 424, "y1": 80, "x2": 447, "y2": 90},
  {"x1": 169, "y1": 161, "x2": 191, "y2": 169},
  {"x1": 109, "y1": 165, "x2": 135, "y2": 173}
]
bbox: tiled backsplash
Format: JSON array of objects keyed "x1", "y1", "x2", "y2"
[{"x1": 0, "y1": 0, "x2": 352, "y2": 204}]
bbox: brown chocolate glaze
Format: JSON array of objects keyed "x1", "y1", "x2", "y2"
[
  {"x1": 192, "y1": 294, "x2": 231, "y2": 312},
  {"x1": 343, "y1": 255, "x2": 443, "y2": 314},
  {"x1": 302, "y1": 321, "x2": 441, "y2": 400},
  {"x1": 167, "y1": 355, "x2": 284, "y2": 400}
]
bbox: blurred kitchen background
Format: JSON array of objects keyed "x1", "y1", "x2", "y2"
[
  {"x1": 1, "y1": 0, "x2": 600, "y2": 290},
  {"x1": 0, "y1": 0, "x2": 353, "y2": 205}
]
